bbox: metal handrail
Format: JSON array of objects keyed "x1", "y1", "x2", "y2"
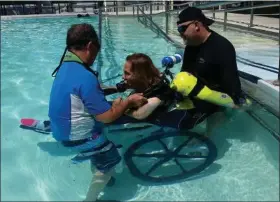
[
  {"x1": 203, "y1": 2, "x2": 280, "y2": 14},
  {"x1": 195, "y1": 1, "x2": 241, "y2": 9},
  {"x1": 166, "y1": 1, "x2": 241, "y2": 12},
  {"x1": 166, "y1": 1, "x2": 279, "y2": 32},
  {"x1": 137, "y1": 5, "x2": 183, "y2": 49},
  {"x1": 85, "y1": 2, "x2": 167, "y2": 16},
  {"x1": 73, "y1": 2, "x2": 150, "y2": 10},
  {"x1": 103, "y1": 2, "x2": 164, "y2": 10},
  {"x1": 74, "y1": 2, "x2": 165, "y2": 13}
]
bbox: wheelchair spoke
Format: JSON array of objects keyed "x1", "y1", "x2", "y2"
[
  {"x1": 174, "y1": 136, "x2": 194, "y2": 153},
  {"x1": 132, "y1": 153, "x2": 167, "y2": 158},
  {"x1": 176, "y1": 154, "x2": 208, "y2": 158},
  {"x1": 173, "y1": 158, "x2": 188, "y2": 173},
  {"x1": 157, "y1": 139, "x2": 170, "y2": 153},
  {"x1": 146, "y1": 157, "x2": 171, "y2": 176}
]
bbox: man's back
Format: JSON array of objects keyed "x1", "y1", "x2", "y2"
[{"x1": 48, "y1": 61, "x2": 111, "y2": 141}]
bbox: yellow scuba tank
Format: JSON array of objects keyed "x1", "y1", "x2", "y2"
[{"x1": 170, "y1": 72, "x2": 251, "y2": 108}]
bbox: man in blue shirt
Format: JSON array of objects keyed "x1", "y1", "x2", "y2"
[{"x1": 48, "y1": 23, "x2": 147, "y2": 201}]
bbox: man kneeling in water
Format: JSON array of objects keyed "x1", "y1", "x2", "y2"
[{"x1": 21, "y1": 53, "x2": 249, "y2": 134}]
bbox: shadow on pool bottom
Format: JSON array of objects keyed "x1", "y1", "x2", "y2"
[{"x1": 98, "y1": 160, "x2": 222, "y2": 201}]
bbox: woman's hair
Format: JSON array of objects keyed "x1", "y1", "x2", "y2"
[{"x1": 126, "y1": 53, "x2": 161, "y2": 90}]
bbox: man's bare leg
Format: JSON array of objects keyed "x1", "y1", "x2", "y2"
[{"x1": 84, "y1": 168, "x2": 115, "y2": 201}]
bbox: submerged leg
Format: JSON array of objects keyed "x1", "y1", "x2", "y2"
[
  {"x1": 84, "y1": 168, "x2": 115, "y2": 201},
  {"x1": 84, "y1": 141, "x2": 121, "y2": 201}
]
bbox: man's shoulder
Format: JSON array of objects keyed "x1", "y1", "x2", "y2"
[
  {"x1": 63, "y1": 62, "x2": 97, "y2": 79},
  {"x1": 210, "y1": 31, "x2": 235, "y2": 51}
]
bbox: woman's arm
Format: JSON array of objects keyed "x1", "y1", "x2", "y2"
[{"x1": 125, "y1": 97, "x2": 162, "y2": 120}]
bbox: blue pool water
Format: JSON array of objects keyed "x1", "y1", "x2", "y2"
[{"x1": 1, "y1": 16, "x2": 279, "y2": 201}]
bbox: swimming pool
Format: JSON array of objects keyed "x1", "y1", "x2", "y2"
[{"x1": 1, "y1": 15, "x2": 279, "y2": 201}]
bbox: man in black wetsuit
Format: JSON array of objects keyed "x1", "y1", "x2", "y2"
[{"x1": 176, "y1": 7, "x2": 246, "y2": 134}]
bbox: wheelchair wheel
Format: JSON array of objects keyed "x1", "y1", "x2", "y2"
[{"x1": 124, "y1": 131, "x2": 217, "y2": 184}]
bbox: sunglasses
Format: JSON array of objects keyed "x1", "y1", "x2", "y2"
[{"x1": 177, "y1": 21, "x2": 195, "y2": 34}]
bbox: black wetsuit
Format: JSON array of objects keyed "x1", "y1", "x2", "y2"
[
  {"x1": 113, "y1": 78, "x2": 208, "y2": 130},
  {"x1": 182, "y1": 30, "x2": 244, "y2": 114}
]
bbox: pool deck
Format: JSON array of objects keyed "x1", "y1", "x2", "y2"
[{"x1": 203, "y1": 11, "x2": 279, "y2": 38}]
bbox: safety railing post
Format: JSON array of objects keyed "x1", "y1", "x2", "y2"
[
  {"x1": 249, "y1": 1, "x2": 254, "y2": 27},
  {"x1": 165, "y1": 1, "x2": 169, "y2": 34},
  {"x1": 150, "y1": 1, "x2": 152, "y2": 16},
  {"x1": 278, "y1": 2, "x2": 280, "y2": 80},
  {"x1": 115, "y1": 1, "x2": 118, "y2": 16},
  {"x1": 212, "y1": 6, "x2": 215, "y2": 19},
  {"x1": 97, "y1": 6, "x2": 103, "y2": 80},
  {"x1": 150, "y1": 2, "x2": 153, "y2": 28},
  {"x1": 223, "y1": 5, "x2": 227, "y2": 31},
  {"x1": 278, "y1": 58, "x2": 280, "y2": 81},
  {"x1": 133, "y1": 5, "x2": 135, "y2": 16},
  {"x1": 137, "y1": 5, "x2": 139, "y2": 21},
  {"x1": 98, "y1": 7, "x2": 102, "y2": 46}
]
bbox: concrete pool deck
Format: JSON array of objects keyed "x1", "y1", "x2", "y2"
[{"x1": 1, "y1": 10, "x2": 279, "y2": 32}]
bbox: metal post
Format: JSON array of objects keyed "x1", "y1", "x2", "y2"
[
  {"x1": 69, "y1": 2, "x2": 73, "y2": 12},
  {"x1": 150, "y1": 2, "x2": 152, "y2": 27},
  {"x1": 133, "y1": 5, "x2": 135, "y2": 16},
  {"x1": 137, "y1": 5, "x2": 139, "y2": 21},
  {"x1": 150, "y1": 1, "x2": 152, "y2": 15},
  {"x1": 249, "y1": 1, "x2": 254, "y2": 27},
  {"x1": 116, "y1": 1, "x2": 118, "y2": 16},
  {"x1": 98, "y1": 7, "x2": 102, "y2": 46},
  {"x1": 212, "y1": 7, "x2": 215, "y2": 19},
  {"x1": 223, "y1": 5, "x2": 227, "y2": 31},
  {"x1": 278, "y1": 3, "x2": 280, "y2": 80},
  {"x1": 58, "y1": 3, "x2": 60, "y2": 14},
  {"x1": 165, "y1": 1, "x2": 169, "y2": 35},
  {"x1": 278, "y1": 58, "x2": 280, "y2": 80},
  {"x1": 145, "y1": 16, "x2": 148, "y2": 27},
  {"x1": 97, "y1": 6, "x2": 103, "y2": 81},
  {"x1": 21, "y1": 4, "x2": 24, "y2": 14}
]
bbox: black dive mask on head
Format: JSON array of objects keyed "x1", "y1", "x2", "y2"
[{"x1": 51, "y1": 47, "x2": 98, "y2": 78}]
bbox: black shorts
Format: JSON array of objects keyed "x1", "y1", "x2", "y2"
[
  {"x1": 90, "y1": 141, "x2": 121, "y2": 173},
  {"x1": 63, "y1": 139, "x2": 121, "y2": 174}
]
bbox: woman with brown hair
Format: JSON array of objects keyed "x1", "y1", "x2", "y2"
[{"x1": 116, "y1": 52, "x2": 211, "y2": 129}]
